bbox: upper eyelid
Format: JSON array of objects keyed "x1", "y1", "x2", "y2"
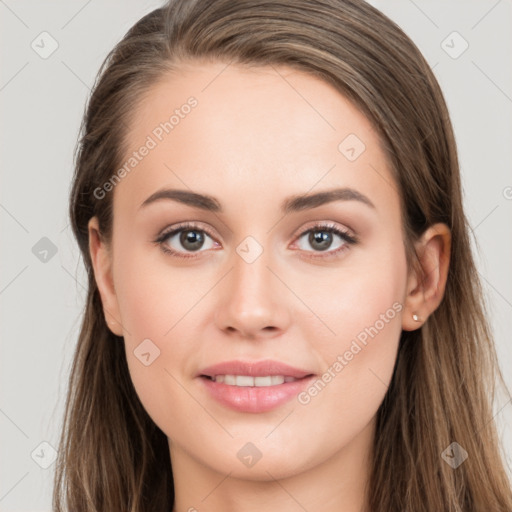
[
  {"x1": 158, "y1": 221, "x2": 217, "y2": 241},
  {"x1": 292, "y1": 220, "x2": 355, "y2": 237}
]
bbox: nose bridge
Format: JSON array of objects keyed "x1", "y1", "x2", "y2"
[
  {"x1": 233, "y1": 238, "x2": 273, "y2": 301},
  {"x1": 215, "y1": 234, "x2": 290, "y2": 336}
]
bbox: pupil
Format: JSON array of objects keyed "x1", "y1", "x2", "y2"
[
  {"x1": 310, "y1": 231, "x2": 332, "y2": 251},
  {"x1": 180, "y1": 230, "x2": 204, "y2": 251}
]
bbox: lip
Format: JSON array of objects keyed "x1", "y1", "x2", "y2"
[
  {"x1": 198, "y1": 359, "x2": 313, "y2": 379},
  {"x1": 197, "y1": 359, "x2": 315, "y2": 413}
]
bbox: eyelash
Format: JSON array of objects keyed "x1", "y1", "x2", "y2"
[{"x1": 153, "y1": 221, "x2": 358, "y2": 260}]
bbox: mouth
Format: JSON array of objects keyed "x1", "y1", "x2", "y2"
[
  {"x1": 200, "y1": 374, "x2": 305, "y2": 386},
  {"x1": 197, "y1": 360, "x2": 315, "y2": 413}
]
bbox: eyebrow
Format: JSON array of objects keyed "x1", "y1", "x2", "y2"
[{"x1": 139, "y1": 187, "x2": 376, "y2": 213}]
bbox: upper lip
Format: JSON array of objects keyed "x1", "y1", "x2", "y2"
[{"x1": 198, "y1": 360, "x2": 314, "y2": 379}]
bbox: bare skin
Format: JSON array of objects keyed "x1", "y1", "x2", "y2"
[{"x1": 88, "y1": 61, "x2": 450, "y2": 512}]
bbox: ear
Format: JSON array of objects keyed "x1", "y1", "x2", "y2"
[
  {"x1": 402, "y1": 223, "x2": 451, "y2": 331},
  {"x1": 88, "y1": 216, "x2": 123, "y2": 336}
]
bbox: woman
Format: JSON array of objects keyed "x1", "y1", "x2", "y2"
[{"x1": 53, "y1": 0, "x2": 512, "y2": 510}]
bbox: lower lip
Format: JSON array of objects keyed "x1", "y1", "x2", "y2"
[{"x1": 199, "y1": 376, "x2": 314, "y2": 413}]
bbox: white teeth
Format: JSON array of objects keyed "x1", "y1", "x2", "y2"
[
  {"x1": 235, "y1": 375, "x2": 254, "y2": 387},
  {"x1": 211, "y1": 375, "x2": 296, "y2": 386},
  {"x1": 255, "y1": 376, "x2": 273, "y2": 386},
  {"x1": 224, "y1": 375, "x2": 236, "y2": 385}
]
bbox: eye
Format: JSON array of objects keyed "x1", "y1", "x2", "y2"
[
  {"x1": 154, "y1": 221, "x2": 358, "y2": 260},
  {"x1": 154, "y1": 222, "x2": 219, "y2": 260},
  {"x1": 292, "y1": 222, "x2": 358, "y2": 259}
]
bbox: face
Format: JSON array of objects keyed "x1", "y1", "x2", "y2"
[{"x1": 91, "y1": 61, "x2": 413, "y2": 481}]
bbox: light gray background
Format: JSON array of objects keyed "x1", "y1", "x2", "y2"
[{"x1": 1, "y1": 0, "x2": 511, "y2": 510}]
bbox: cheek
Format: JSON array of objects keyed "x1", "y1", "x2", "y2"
[
  {"x1": 293, "y1": 242, "x2": 407, "y2": 423},
  {"x1": 297, "y1": 237, "x2": 407, "y2": 354},
  {"x1": 111, "y1": 244, "x2": 231, "y2": 437},
  {"x1": 296, "y1": 311, "x2": 402, "y2": 457},
  {"x1": 114, "y1": 242, "x2": 209, "y2": 343}
]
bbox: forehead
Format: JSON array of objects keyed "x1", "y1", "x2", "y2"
[{"x1": 113, "y1": 61, "x2": 397, "y2": 216}]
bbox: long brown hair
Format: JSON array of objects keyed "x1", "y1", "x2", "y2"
[{"x1": 54, "y1": 0, "x2": 512, "y2": 510}]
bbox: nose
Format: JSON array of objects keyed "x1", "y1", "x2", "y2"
[{"x1": 214, "y1": 243, "x2": 292, "y2": 340}]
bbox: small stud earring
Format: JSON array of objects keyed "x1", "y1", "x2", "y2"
[{"x1": 412, "y1": 313, "x2": 421, "y2": 322}]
